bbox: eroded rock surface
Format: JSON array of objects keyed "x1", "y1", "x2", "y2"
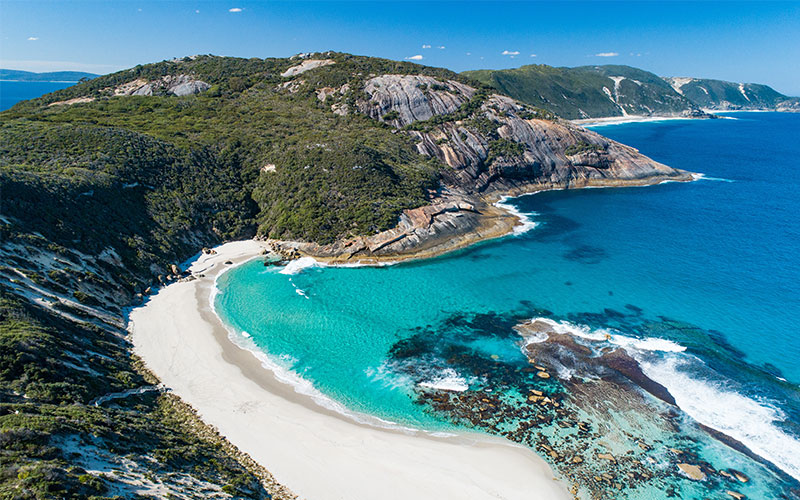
[
  {"x1": 112, "y1": 75, "x2": 211, "y2": 97},
  {"x1": 281, "y1": 59, "x2": 335, "y2": 77},
  {"x1": 291, "y1": 73, "x2": 692, "y2": 262}
]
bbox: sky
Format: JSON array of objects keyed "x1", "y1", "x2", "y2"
[{"x1": 2, "y1": 1, "x2": 799, "y2": 95}]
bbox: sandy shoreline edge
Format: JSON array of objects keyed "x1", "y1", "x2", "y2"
[{"x1": 129, "y1": 239, "x2": 572, "y2": 500}]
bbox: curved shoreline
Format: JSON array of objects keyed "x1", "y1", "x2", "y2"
[
  {"x1": 299, "y1": 174, "x2": 694, "y2": 266},
  {"x1": 129, "y1": 239, "x2": 572, "y2": 500}
]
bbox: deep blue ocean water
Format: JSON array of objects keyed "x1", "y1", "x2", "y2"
[
  {"x1": 217, "y1": 113, "x2": 800, "y2": 498},
  {"x1": 0, "y1": 80, "x2": 75, "y2": 111}
]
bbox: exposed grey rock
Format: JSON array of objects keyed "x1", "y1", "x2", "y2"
[
  {"x1": 359, "y1": 75, "x2": 475, "y2": 126},
  {"x1": 296, "y1": 71, "x2": 693, "y2": 262},
  {"x1": 281, "y1": 59, "x2": 335, "y2": 77},
  {"x1": 114, "y1": 74, "x2": 210, "y2": 97}
]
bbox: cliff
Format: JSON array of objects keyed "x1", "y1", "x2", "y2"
[{"x1": 293, "y1": 71, "x2": 689, "y2": 260}]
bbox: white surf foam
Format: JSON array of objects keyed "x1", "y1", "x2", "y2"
[
  {"x1": 640, "y1": 356, "x2": 800, "y2": 481},
  {"x1": 223, "y1": 325, "x2": 418, "y2": 432},
  {"x1": 418, "y1": 368, "x2": 470, "y2": 392},
  {"x1": 494, "y1": 196, "x2": 539, "y2": 236},
  {"x1": 692, "y1": 173, "x2": 735, "y2": 183},
  {"x1": 527, "y1": 316, "x2": 800, "y2": 478},
  {"x1": 526, "y1": 317, "x2": 686, "y2": 353},
  {"x1": 608, "y1": 334, "x2": 687, "y2": 353},
  {"x1": 279, "y1": 256, "x2": 322, "y2": 275}
]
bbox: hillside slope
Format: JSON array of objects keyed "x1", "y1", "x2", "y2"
[
  {"x1": 665, "y1": 77, "x2": 800, "y2": 111},
  {"x1": 0, "y1": 69, "x2": 98, "y2": 82},
  {"x1": 0, "y1": 52, "x2": 689, "y2": 496},
  {"x1": 464, "y1": 64, "x2": 701, "y2": 119},
  {"x1": 466, "y1": 64, "x2": 799, "y2": 118}
]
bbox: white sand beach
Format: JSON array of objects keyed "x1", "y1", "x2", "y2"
[
  {"x1": 129, "y1": 240, "x2": 571, "y2": 500},
  {"x1": 572, "y1": 115, "x2": 699, "y2": 127}
]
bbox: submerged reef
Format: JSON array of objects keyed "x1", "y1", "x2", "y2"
[{"x1": 387, "y1": 306, "x2": 800, "y2": 500}]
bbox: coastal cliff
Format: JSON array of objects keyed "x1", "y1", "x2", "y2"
[
  {"x1": 285, "y1": 70, "x2": 690, "y2": 260},
  {"x1": 0, "y1": 52, "x2": 689, "y2": 497}
]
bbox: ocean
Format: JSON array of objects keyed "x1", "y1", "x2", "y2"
[
  {"x1": 0, "y1": 80, "x2": 75, "y2": 111},
  {"x1": 216, "y1": 113, "x2": 800, "y2": 499}
]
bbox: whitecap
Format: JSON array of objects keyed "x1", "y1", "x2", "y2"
[
  {"x1": 278, "y1": 256, "x2": 322, "y2": 275},
  {"x1": 494, "y1": 196, "x2": 539, "y2": 236},
  {"x1": 609, "y1": 334, "x2": 687, "y2": 353},
  {"x1": 526, "y1": 317, "x2": 686, "y2": 353},
  {"x1": 640, "y1": 356, "x2": 800, "y2": 481},
  {"x1": 418, "y1": 368, "x2": 470, "y2": 392},
  {"x1": 692, "y1": 173, "x2": 735, "y2": 182}
]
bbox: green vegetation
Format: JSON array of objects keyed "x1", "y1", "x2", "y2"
[
  {"x1": 0, "y1": 289, "x2": 272, "y2": 498},
  {"x1": 564, "y1": 141, "x2": 604, "y2": 156},
  {"x1": 2, "y1": 52, "x2": 479, "y2": 253},
  {"x1": 464, "y1": 64, "x2": 695, "y2": 119},
  {"x1": 673, "y1": 78, "x2": 793, "y2": 109}
]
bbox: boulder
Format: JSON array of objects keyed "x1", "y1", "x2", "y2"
[{"x1": 677, "y1": 463, "x2": 705, "y2": 481}]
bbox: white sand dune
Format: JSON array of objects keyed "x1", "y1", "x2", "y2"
[{"x1": 129, "y1": 240, "x2": 570, "y2": 500}]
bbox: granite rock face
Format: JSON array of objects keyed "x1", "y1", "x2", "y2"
[
  {"x1": 358, "y1": 75, "x2": 476, "y2": 126},
  {"x1": 113, "y1": 75, "x2": 211, "y2": 97},
  {"x1": 354, "y1": 75, "x2": 689, "y2": 195},
  {"x1": 294, "y1": 73, "x2": 692, "y2": 261},
  {"x1": 280, "y1": 59, "x2": 335, "y2": 78}
]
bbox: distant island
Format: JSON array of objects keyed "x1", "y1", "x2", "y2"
[
  {"x1": 464, "y1": 64, "x2": 800, "y2": 119},
  {"x1": 0, "y1": 68, "x2": 99, "y2": 82}
]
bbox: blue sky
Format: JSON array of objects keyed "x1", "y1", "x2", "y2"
[{"x1": 2, "y1": 1, "x2": 799, "y2": 95}]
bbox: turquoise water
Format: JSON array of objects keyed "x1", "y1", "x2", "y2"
[{"x1": 217, "y1": 113, "x2": 800, "y2": 498}]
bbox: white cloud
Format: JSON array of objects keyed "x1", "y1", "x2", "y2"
[
  {"x1": 405, "y1": 54, "x2": 424, "y2": 61},
  {"x1": 437, "y1": 45, "x2": 445, "y2": 49},
  {"x1": 595, "y1": 52, "x2": 619, "y2": 57},
  {"x1": 501, "y1": 50, "x2": 520, "y2": 56},
  {"x1": 422, "y1": 44, "x2": 431, "y2": 49},
  {"x1": 466, "y1": 52, "x2": 471, "y2": 56},
  {"x1": 27, "y1": 37, "x2": 39, "y2": 41},
  {"x1": 229, "y1": 7, "x2": 242, "y2": 12},
  {"x1": 530, "y1": 54, "x2": 537, "y2": 57},
  {"x1": 195, "y1": 9, "x2": 200, "y2": 13}
]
